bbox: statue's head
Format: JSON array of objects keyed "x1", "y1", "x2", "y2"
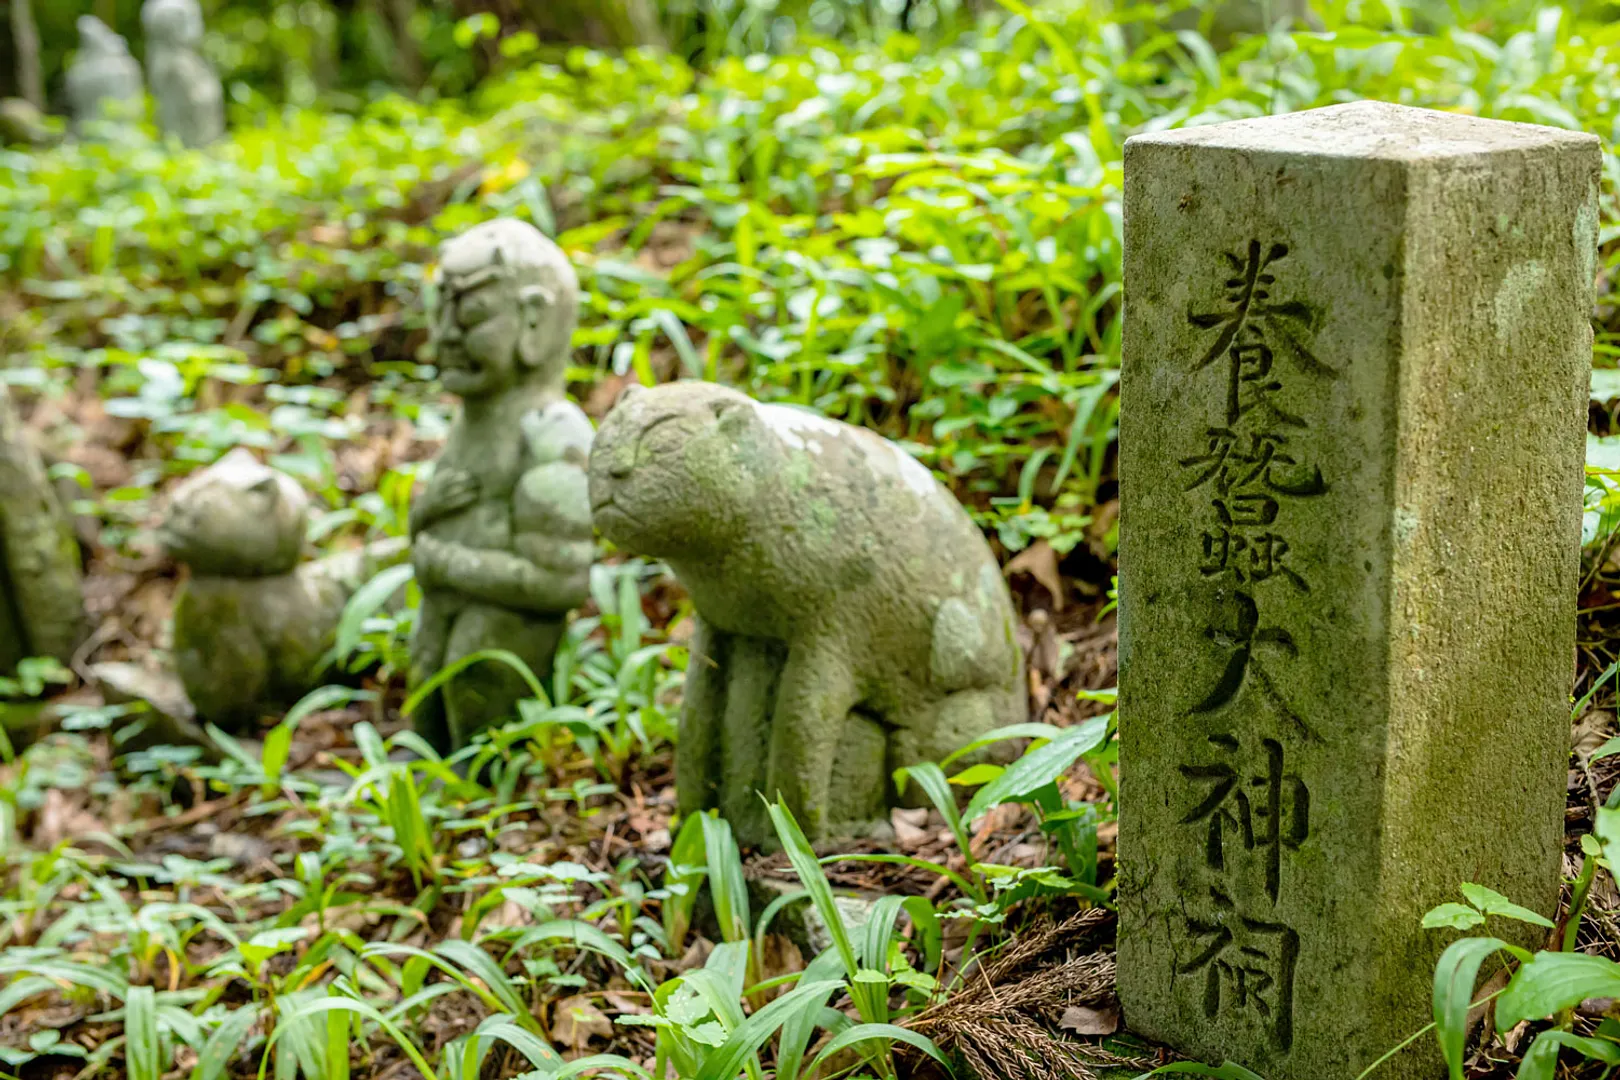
[
  {"x1": 588, "y1": 381, "x2": 770, "y2": 559},
  {"x1": 77, "y1": 16, "x2": 130, "y2": 56},
  {"x1": 433, "y1": 219, "x2": 579, "y2": 400},
  {"x1": 160, "y1": 449, "x2": 309, "y2": 577},
  {"x1": 142, "y1": 0, "x2": 204, "y2": 49}
]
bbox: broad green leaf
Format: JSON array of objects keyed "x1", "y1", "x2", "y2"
[
  {"x1": 946, "y1": 763, "x2": 1003, "y2": 786},
  {"x1": 775, "y1": 951, "x2": 845, "y2": 1080},
  {"x1": 240, "y1": 927, "x2": 311, "y2": 970},
  {"x1": 1433, "y1": 937, "x2": 1510, "y2": 1080},
  {"x1": 962, "y1": 716, "x2": 1109, "y2": 825},
  {"x1": 0, "y1": 976, "x2": 54, "y2": 1020},
  {"x1": 1497, "y1": 951, "x2": 1620, "y2": 1033},
  {"x1": 1515, "y1": 1029, "x2": 1620, "y2": 1080},
  {"x1": 1459, "y1": 883, "x2": 1555, "y2": 929},
  {"x1": 1422, "y1": 903, "x2": 1486, "y2": 931},
  {"x1": 1596, "y1": 806, "x2": 1620, "y2": 869},
  {"x1": 326, "y1": 1008, "x2": 351, "y2": 1080}
]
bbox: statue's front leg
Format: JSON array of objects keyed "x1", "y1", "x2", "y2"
[
  {"x1": 677, "y1": 616, "x2": 727, "y2": 820},
  {"x1": 718, "y1": 635, "x2": 788, "y2": 847},
  {"x1": 765, "y1": 640, "x2": 858, "y2": 842}
]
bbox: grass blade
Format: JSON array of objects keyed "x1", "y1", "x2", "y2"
[
  {"x1": 692, "y1": 980, "x2": 844, "y2": 1080},
  {"x1": 767, "y1": 800, "x2": 858, "y2": 981},
  {"x1": 125, "y1": 986, "x2": 162, "y2": 1080}
]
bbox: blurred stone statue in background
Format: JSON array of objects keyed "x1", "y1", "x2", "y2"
[
  {"x1": 143, "y1": 0, "x2": 225, "y2": 147},
  {"x1": 64, "y1": 16, "x2": 143, "y2": 136},
  {"x1": 408, "y1": 219, "x2": 595, "y2": 754}
]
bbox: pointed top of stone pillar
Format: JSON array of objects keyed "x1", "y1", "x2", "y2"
[{"x1": 1130, "y1": 99, "x2": 1598, "y2": 159}]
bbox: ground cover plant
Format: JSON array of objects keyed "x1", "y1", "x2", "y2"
[{"x1": 6, "y1": 0, "x2": 1620, "y2": 1078}]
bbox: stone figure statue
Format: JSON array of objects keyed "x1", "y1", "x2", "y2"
[
  {"x1": 0, "y1": 386, "x2": 85, "y2": 674},
  {"x1": 588, "y1": 381, "x2": 1026, "y2": 844},
  {"x1": 142, "y1": 0, "x2": 224, "y2": 147},
  {"x1": 162, "y1": 449, "x2": 404, "y2": 730},
  {"x1": 64, "y1": 17, "x2": 144, "y2": 135},
  {"x1": 408, "y1": 219, "x2": 594, "y2": 754}
]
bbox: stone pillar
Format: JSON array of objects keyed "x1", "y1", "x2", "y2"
[{"x1": 1116, "y1": 102, "x2": 1598, "y2": 1079}]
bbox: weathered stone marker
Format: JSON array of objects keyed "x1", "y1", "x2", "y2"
[
  {"x1": 0, "y1": 385, "x2": 85, "y2": 674},
  {"x1": 1117, "y1": 102, "x2": 1598, "y2": 1079}
]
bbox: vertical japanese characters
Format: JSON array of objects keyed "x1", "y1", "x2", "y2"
[{"x1": 1172, "y1": 239, "x2": 1330, "y2": 1052}]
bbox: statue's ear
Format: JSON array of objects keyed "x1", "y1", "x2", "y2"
[
  {"x1": 714, "y1": 398, "x2": 753, "y2": 434},
  {"x1": 517, "y1": 283, "x2": 556, "y2": 366},
  {"x1": 249, "y1": 476, "x2": 281, "y2": 505},
  {"x1": 518, "y1": 283, "x2": 555, "y2": 322}
]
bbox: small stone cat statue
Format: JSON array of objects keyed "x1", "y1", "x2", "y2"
[{"x1": 160, "y1": 450, "x2": 395, "y2": 730}]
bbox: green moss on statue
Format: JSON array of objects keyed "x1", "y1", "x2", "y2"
[
  {"x1": 588, "y1": 381, "x2": 1025, "y2": 844},
  {"x1": 407, "y1": 220, "x2": 594, "y2": 754}
]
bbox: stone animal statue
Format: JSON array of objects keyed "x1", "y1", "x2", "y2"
[
  {"x1": 408, "y1": 219, "x2": 595, "y2": 754},
  {"x1": 161, "y1": 449, "x2": 402, "y2": 730},
  {"x1": 588, "y1": 381, "x2": 1025, "y2": 844},
  {"x1": 0, "y1": 386, "x2": 85, "y2": 674},
  {"x1": 64, "y1": 17, "x2": 144, "y2": 135},
  {"x1": 142, "y1": 0, "x2": 224, "y2": 147}
]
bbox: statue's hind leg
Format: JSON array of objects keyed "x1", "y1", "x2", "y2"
[
  {"x1": 888, "y1": 687, "x2": 1015, "y2": 807},
  {"x1": 765, "y1": 640, "x2": 859, "y2": 842}
]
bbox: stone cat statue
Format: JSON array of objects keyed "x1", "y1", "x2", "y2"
[
  {"x1": 588, "y1": 381, "x2": 1026, "y2": 844},
  {"x1": 161, "y1": 450, "x2": 399, "y2": 730}
]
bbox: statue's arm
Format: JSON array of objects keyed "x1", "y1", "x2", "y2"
[
  {"x1": 413, "y1": 533, "x2": 588, "y2": 614},
  {"x1": 412, "y1": 402, "x2": 595, "y2": 613},
  {"x1": 409, "y1": 467, "x2": 477, "y2": 536}
]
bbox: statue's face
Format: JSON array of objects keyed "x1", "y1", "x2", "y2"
[
  {"x1": 435, "y1": 267, "x2": 521, "y2": 399},
  {"x1": 588, "y1": 383, "x2": 763, "y2": 558}
]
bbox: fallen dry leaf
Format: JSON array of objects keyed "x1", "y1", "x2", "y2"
[
  {"x1": 1058, "y1": 1003, "x2": 1120, "y2": 1036},
  {"x1": 1006, "y1": 538, "x2": 1065, "y2": 612},
  {"x1": 551, "y1": 995, "x2": 613, "y2": 1053},
  {"x1": 892, "y1": 807, "x2": 930, "y2": 848},
  {"x1": 757, "y1": 933, "x2": 805, "y2": 986}
]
